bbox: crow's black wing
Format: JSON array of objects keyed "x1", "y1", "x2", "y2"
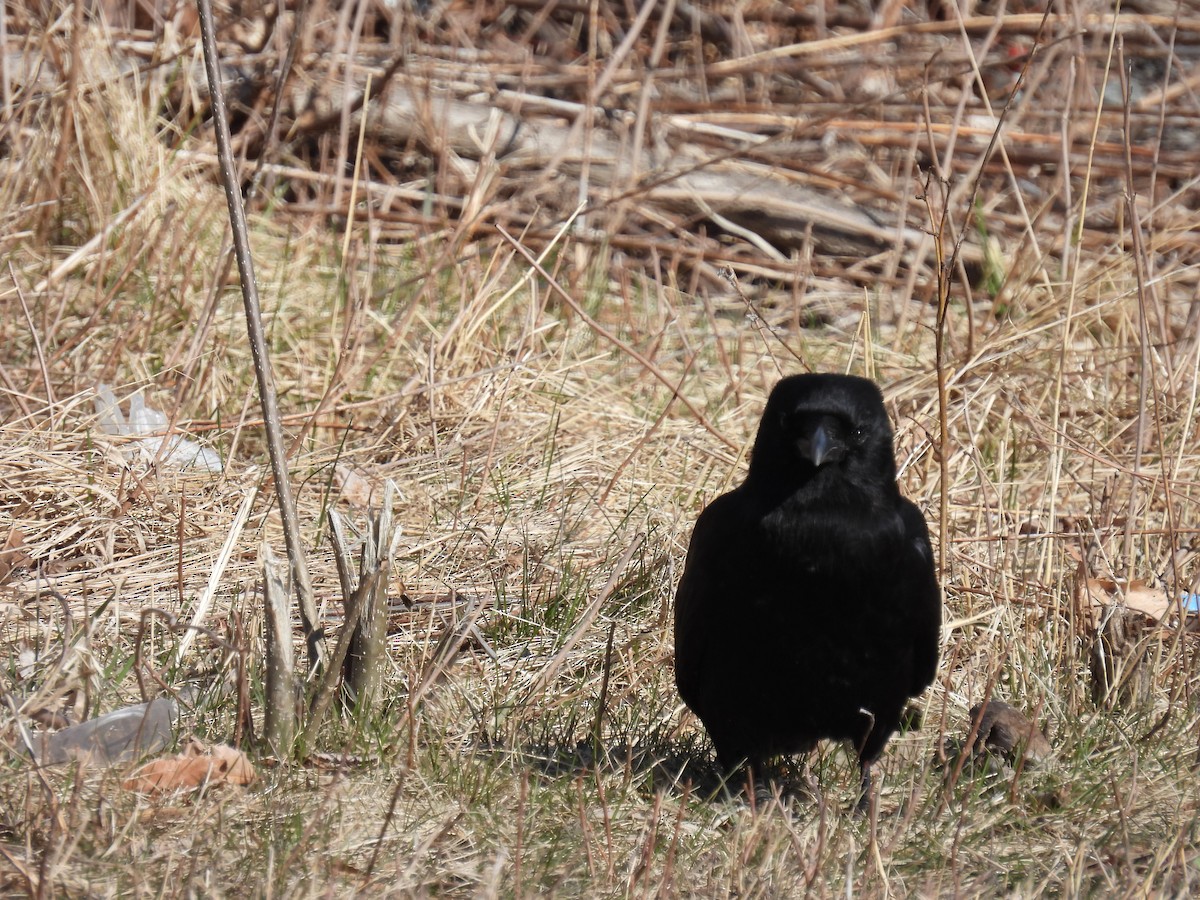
[
  {"x1": 672, "y1": 490, "x2": 753, "y2": 723},
  {"x1": 897, "y1": 497, "x2": 941, "y2": 695}
]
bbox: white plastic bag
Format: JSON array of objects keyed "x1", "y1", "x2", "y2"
[{"x1": 94, "y1": 385, "x2": 223, "y2": 472}]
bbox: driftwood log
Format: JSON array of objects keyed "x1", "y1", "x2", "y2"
[{"x1": 290, "y1": 77, "x2": 954, "y2": 262}]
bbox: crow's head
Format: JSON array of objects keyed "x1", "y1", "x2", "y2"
[{"x1": 748, "y1": 374, "x2": 898, "y2": 490}]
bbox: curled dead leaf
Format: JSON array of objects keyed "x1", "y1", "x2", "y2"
[
  {"x1": 0, "y1": 527, "x2": 33, "y2": 585},
  {"x1": 122, "y1": 740, "x2": 256, "y2": 794},
  {"x1": 1073, "y1": 565, "x2": 1181, "y2": 629},
  {"x1": 967, "y1": 699, "x2": 1052, "y2": 765}
]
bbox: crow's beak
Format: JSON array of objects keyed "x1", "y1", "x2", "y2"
[{"x1": 800, "y1": 420, "x2": 846, "y2": 467}]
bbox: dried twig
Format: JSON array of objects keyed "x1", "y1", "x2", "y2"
[{"x1": 196, "y1": 0, "x2": 322, "y2": 670}]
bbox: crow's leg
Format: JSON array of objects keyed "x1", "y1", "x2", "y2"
[
  {"x1": 853, "y1": 708, "x2": 880, "y2": 816},
  {"x1": 853, "y1": 761, "x2": 874, "y2": 817}
]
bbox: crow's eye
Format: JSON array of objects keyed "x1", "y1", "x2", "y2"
[{"x1": 852, "y1": 427, "x2": 866, "y2": 443}]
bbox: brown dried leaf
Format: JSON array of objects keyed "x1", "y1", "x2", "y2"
[
  {"x1": 0, "y1": 527, "x2": 33, "y2": 585},
  {"x1": 967, "y1": 699, "x2": 1052, "y2": 765},
  {"x1": 122, "y1": 740, "x2": 256, "y2": 794},
  {"x1": 1074, "y1": 571, "x2": 1175, "y2": 629},
  {"x1": 1121, "y1": 581, "x2": 1175, "y2": 620}
]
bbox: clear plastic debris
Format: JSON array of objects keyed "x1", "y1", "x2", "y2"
[{"x1": 95, "y1": 385, "x2": 223, "y2": 472}]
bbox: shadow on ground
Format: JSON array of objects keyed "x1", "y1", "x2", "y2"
[{"x1": 488, "y1": 732, "x2": 823, "y2": 807}]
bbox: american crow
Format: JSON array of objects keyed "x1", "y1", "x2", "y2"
[{"x1": 674, "y1": 374, "x2": 940, "y2": 800}]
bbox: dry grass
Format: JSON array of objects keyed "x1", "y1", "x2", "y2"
[{"x1": 3, "y1": 0, "x2": 1200, "y2": 896}]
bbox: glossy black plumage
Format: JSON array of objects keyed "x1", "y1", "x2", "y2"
[{"x1": 674, "y1": 374, "x2": 940, "y2": 790}]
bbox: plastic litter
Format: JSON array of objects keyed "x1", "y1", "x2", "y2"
[
  {"x1": 24, "y1": 697, "x2": 178, "y2": 766},
  {"x1": 95, "y1": 385, "x2": 222, "y2": 471}
]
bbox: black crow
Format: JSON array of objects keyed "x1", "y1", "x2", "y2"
[{"x1": 674, "y1": 373, "x2": 940, "y2": 801}]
